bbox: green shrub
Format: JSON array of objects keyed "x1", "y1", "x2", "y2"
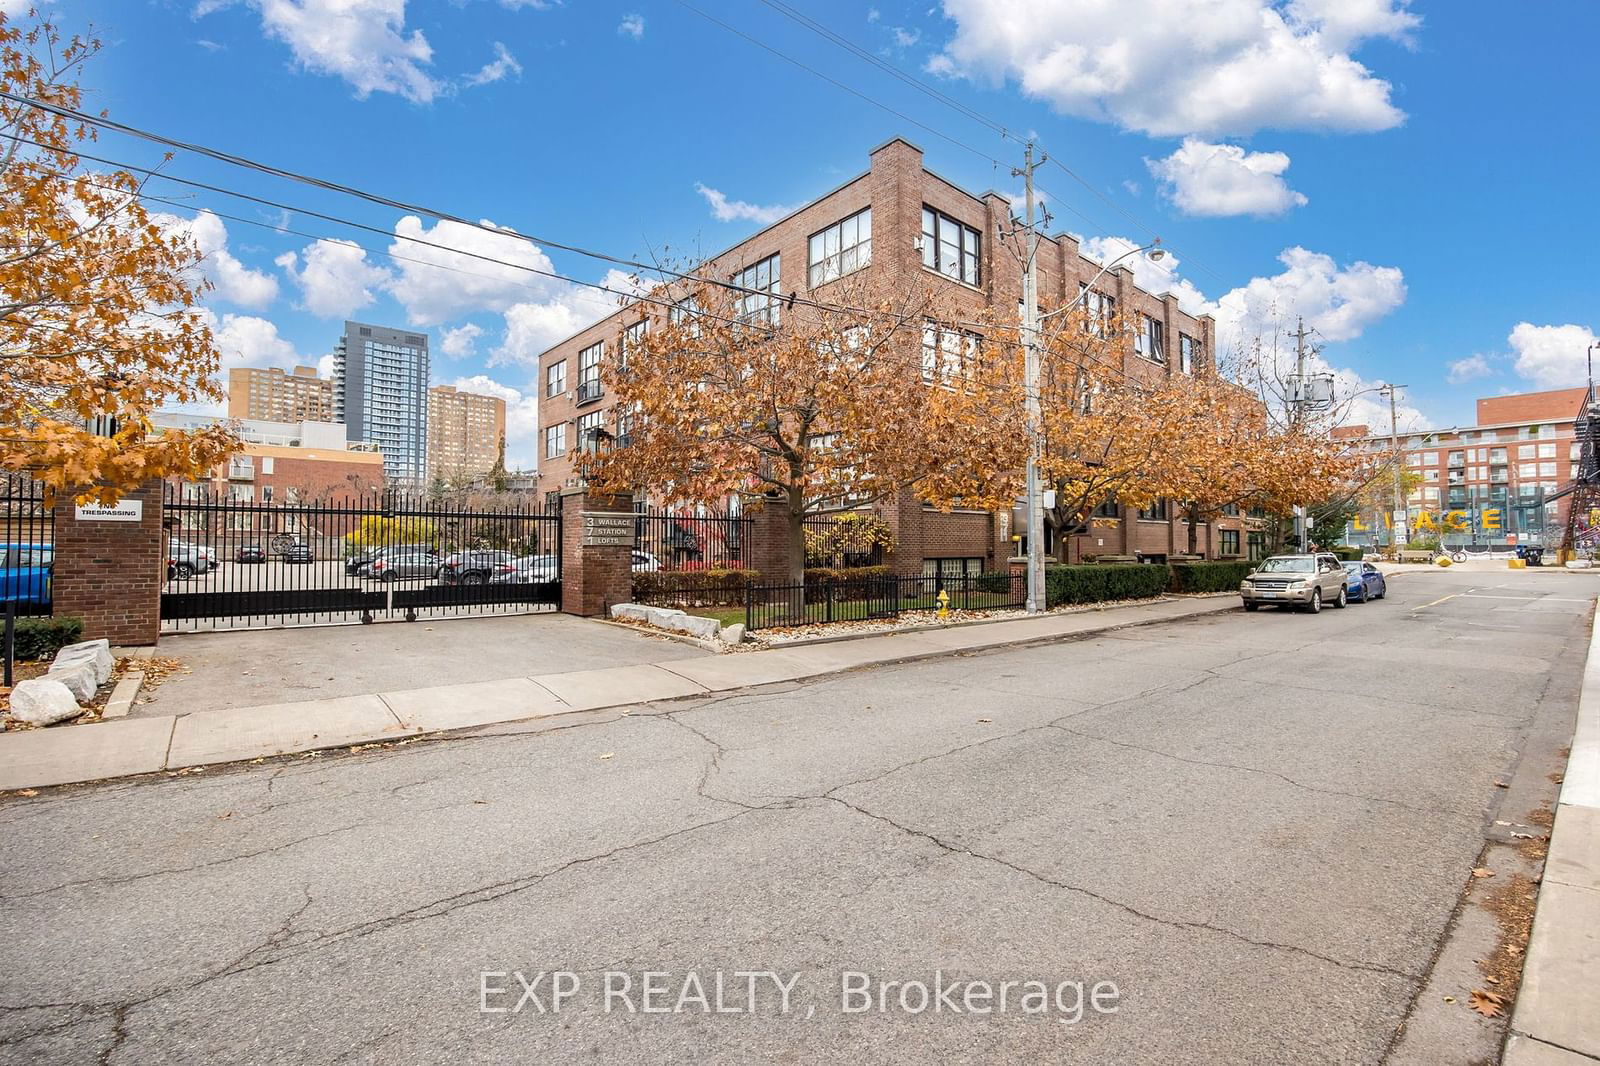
[
  {"x1": 1169, "y1": 560, "x2": 1254, "y2": 594},
  {"x1": 1326, "y1": 545, "x2": 1364, "y2": 561},
  {"x1": 1045, "y1": 564, "x2": 1169, "y2": 607},
  {"x1": 801, "y1": 565, "x2": 893, "y2": 604},
  {"x1": 631, "y1": 569, "x2": 758, "y2": 606},
  {"x1": 10, "y1": 616, "x2": 84, "y2": 661},
  {"x1": 1406, "y1": 534, "x2": 1441, "y2": 553},
  {"x1": 975, "y1": 570, "x2": 1015, "y2": 594}
]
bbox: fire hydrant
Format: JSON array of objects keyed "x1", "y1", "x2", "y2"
[{"x1": 936, "y1": 588, "x2": 950, "y2": 620}]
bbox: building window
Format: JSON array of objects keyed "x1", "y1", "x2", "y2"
[
  {"x1": 1093, "y1": 496, "x2": 1119, "y2": 519},
  {"x1": 1138, "y1": 499, "x2": 1168, "y2": 521},
  {"x1": 732, "y1": 253, "x2": 781, "y2": 325},
  {"x1": 1221, "y1": 502, "x2": 1239, "y2": 516},
  {"x1": 1219, "y1": 529, "x2": 1240, "y2": 556},
  {"x1": 577, "y1": 342, "x2": 603, "y2": 403},
  {"x1": 1179, "y1": 333, "x2": 1197, "y2": 374},
  {"x1": 577, "y1": 411, "x2": 605, "y2": 452},
  {"x1": 921, "y1": 322, "x2": 979, "y2": 387},
  {"x1": 921, "y1": 206, "x2": 980, "y2": 286},
  {"x1": 1078, "y1": 285, "x2": 1116, "y2": 336},
  {"x1": 670, "y1": 295, "x2": 702, "y2": 336},
  {"x1": 1135, "y1": 315, "x2": 1165, "y2": 362},
  {"x1": 620, "y1": 321, "x2": 646, "y2": 368},
  {"x1": 546, "y1": 360, "x2": 566, "y2": 398},
  {"x1": 808, "y1": 207, "x2": 871, "y2": 288},
  {"x1": 1247, "y1": 531, "x2": 1266, "y2": 560},
  {"x1": 922, "y1": 557, "x2": 982, "y2": 582},
  {"x1": 544, "y1": 423, "x2": 567, "y2": 459}
]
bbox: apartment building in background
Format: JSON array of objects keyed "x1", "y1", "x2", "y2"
[
  {"x1": 333, "y1": 321, "x2": 430, "y2": 484},
  {"x1": 537, "y1": 138, "x2": 1222, "y2": 574},
  {"x1": 1339, "y1": 386, "x2": 1590, "y2": 549},
  {"x1": 427, "y1": 384, "x2": 507, "y2": 481},
  {"x1": 227, "y1": 365, "x2": 334, "y2": 422}
]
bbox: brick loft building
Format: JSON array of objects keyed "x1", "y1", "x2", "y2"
[
  {"x1": 1339, "y1": 386, "x2": 1590, "y2": 550},
  {"x1": 427, "y1": 384, "x2": 508, "y2": 482},
  {"x1": 537, "y1": 138, "x2": 1230, "y2": 576}
]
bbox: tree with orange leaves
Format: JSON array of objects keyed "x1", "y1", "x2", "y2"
[
  {"x1": 579, "y1": 275, "x2": 1018, "y2": 584},
  {"x1": 1, "y1": 9, "x2": 233, "y2": 502}
]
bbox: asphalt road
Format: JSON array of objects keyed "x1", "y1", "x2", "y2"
[{"x1": 0, "y1": 569, "x2": 1590, "y2": 1064}]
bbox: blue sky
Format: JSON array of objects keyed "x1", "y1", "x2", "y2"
[{"x1": 33, "y1": 0, "x2": 1600, "y2": 465}]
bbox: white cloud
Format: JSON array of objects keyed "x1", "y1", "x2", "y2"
[
  {"x1": 694, "y1": 183, "x2": 797, "y2": 225},
  {"x1": 386, "y1": 215, "x2": 561, "y2": 326},
  {"x1": 890, "y1": 27, "x2": 921, "y2": 48},
  {"x1": 1147, "y1": 138, "x2": 1308, "y2": 217},
  {"x1": 1210, "y1": 246, "x2": 1406, "y2": 353},
  {"x1": 1079, "y1": 235, "x2": 1210, "y2": 319},
  {"x1": 0, "y1": 0, "x2": 36, "y2": 13},
  {"x1": 930, "y1": 0, "x2": 1414, "y2": 137},
  {"x1": 448, "y1": 374, "x2": 539, "y2": 469},
  {"x1": 275, "y1": 238, "x2": 392, "y2": 318},
  {"x1": 214, "y1": 0, "x2": 440, "y2": 103},
  {"x1": 1508, "y1": 323, "x2": 1599, "y2": 390},
  {"x1": 159, "y1": 209, "x2": 279, "y2": 309},
  {"x1": 439, "y1": 322, "x2": 484, "y2": 358},
  {"x1": 618, "y1": 13, "x2": 645, "y2": 39},
  {"x1": 464, "y1": 41, "x2": 521, "y2": 87},
  {"x1": 1446, "y1": 354, "x2": 1493, "y2": 385}
]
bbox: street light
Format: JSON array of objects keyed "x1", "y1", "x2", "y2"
[{"x1": 1021, "y1": 239, "x2": 1165, "y2": 614}]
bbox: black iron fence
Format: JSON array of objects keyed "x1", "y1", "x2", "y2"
[
  {"x1": 161, "y1": 484, "x2": 561, "y2": 629},
  {"x1": 1, "y1": 473, "x2": 53, "y2": 619},
  {"x1": 633, "y1": 507, "x2": 753, "y2": 571},
  {"x1": 744, "y1": 570, "x2": 1024, "y2": 631}
]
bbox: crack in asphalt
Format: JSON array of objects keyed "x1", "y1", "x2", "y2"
[{"x1": 815, "y1": 794, "x2": 1419, "y2": 983}]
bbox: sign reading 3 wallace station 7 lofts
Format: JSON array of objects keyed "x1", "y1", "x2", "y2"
[{"x1": 580, "y1": 512, "x2": 635, "y2": 548}]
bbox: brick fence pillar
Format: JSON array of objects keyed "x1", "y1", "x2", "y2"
[
  {"x1": 559, "y1": 488, "x2": 634, "y2": 616},
  {"x1": 746, "y1": 494, "x2": 793, "y2": 583},
  {"x1": 50, "y1": 480, "x2": 165, "y2": 646}
]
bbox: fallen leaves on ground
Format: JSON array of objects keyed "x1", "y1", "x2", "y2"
[
  {"x1": 1471, "y1": 868, "x2": 1495, "y2": 879},
  {"x1": 1469, "y1": 989, "x2": 1506, "y2": 1017},
  {"x1": 599, "y1": 752, "x2": 615, "y2": 760}
]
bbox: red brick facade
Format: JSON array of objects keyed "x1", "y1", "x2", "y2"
[
  {"x1": 50, "y1": 480, "x2": 165, "y2": 646},
  {"x1": 538, "y1": 137, "x2": 1229, "y2": 570},
  {"x1": 559, "y1": 488, "x2": 634, "y2": 616}
]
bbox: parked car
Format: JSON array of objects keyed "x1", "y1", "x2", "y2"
[
  {"x1": 168, "y1": 540, "x2": 216, "y2": 579},
  {"x1": 1341, "y1": 561, "x2": 1388, "y2": 603},
  {"x1": 1, "y1": 542, "x2": 53, "y2": 606},
  {"x1": 631, "y1": 550, "x2": 661, "y2": 572},
  {"x1": 439, "y1": 550, "x2": 517, "y2": 585},
  {"x1": 368, "y1": 553, "x2": 441, "y2": 582},
  {"x1": 489, "y1": 554, "x2": 558, "y2": 585},
  {"x1": 236, "y1": 544, "x2": 266, "y2": 564},
  {"x1": 280, "y1": 543, "x2": 314, "y2": 564},
  {"x1": 1240, "y1": 553, "x2": 1348, "y2": 613},
  {"x1": 345, "y1": 544, "x2": 437, "y2": 577}
]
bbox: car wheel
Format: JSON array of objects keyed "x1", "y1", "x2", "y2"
[
  {"x1": 1305, "y1": 588, "x2": 1322, "y2": 614},
  {"x1": 381, "y1": 572, "x2": 395, "y2": 583},
  {"x1": 461, "y1": 572, "x2": 487, "y2": 585},
  {"x1": 1335, "y1": 585, "x2": 1347, "y2": 608},
  {"x1": 1243, "y1": 602, "x2": 1260, "y2": 612},
  {"x1": 174, "y1": 563, "x2": 194, "y2": 580}
]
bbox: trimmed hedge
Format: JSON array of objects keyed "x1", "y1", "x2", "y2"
[
  {"x1": 1169, "y1": 560, "x2": 1255, "y2": 594},
  {"x1": 11, "y1": 616, "x2": 84, "y2": 661},
  {"x1": 1326, "y1": 545, "x2": 1364, "y2": 560},
  {"x1": 802, "y1": 565, "x2": 893, "y2": 604},
  {"x1": 632, "y1": 569, "x2": 758, "y2": 606},
  {"x1": 1045, "y1": 564, "x2": 1170, "y2": 607}
]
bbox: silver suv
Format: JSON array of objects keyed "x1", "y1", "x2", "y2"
[{"x1": 1240, "y1": 553, "x2": 1348, "y2": 613}]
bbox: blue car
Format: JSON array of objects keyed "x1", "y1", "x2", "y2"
[
  {"x1": 1341, "y1": 561, "x2": 1387, "y2": 603},
  {"x1": 1, "y1": 542, "x2": 53, "y2": 608}
]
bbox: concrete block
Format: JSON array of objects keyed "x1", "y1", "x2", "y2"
[
  {"x1": 101, "y1": 672, "x2": 144, "y2": 720},
  {"x1": 609, "y1": 604, "x2": 651, "y2": 623},
  {"x1": 8, "y1": 678, "x2": 82, "y2": 725},
  {"x1": 0, "y1": 715, "x2": 175, "y2": 789},
  {"x1": 672, "y1": 613, "x2": 722, "y2": 640},
  {"x1": 52, "y1": 639, "x2": 113, "y2": 685},
  {"x1": 46, "y1": 661, "x2": 99, "y2": 703},
  {"x1": 380, "y1": 677, "x2": 569, "y2": 733},
  {"x1": 165, "y1": 695, "x2": 411, "y2": 767},
  {"x1": 719, "y1": 623, "x2": 745, "y2": 644}
]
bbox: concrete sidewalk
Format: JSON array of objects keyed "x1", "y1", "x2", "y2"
[
  {"x1": 0, "y1": 595, "x2": 1234, "y2": 791},
  {"x1": 1505, "y1": 602, "x2": 1600, "y2": 1065}
]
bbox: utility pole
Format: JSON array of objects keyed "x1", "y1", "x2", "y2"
[
  {"x1": 1290, "y1": 317, "x2": 1311, "y2": 549},
  {"x1": 1015, "y1": 142, "x2": 1045, "y2": 613},
  {"x1": 1384, "y1": 383, "x2": 1407, "y2": 552}
]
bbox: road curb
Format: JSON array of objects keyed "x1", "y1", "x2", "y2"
[{"x1": 1505, "y1": 594, "x2": 1600, "y2": 1062}]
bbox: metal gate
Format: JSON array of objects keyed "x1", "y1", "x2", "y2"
[
  {"x1": 160, "y1": 485, "x2": 560, "y2": 631},
  {"x1": 2, "y1": 474, "x2": 53, "y2": 619}
]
